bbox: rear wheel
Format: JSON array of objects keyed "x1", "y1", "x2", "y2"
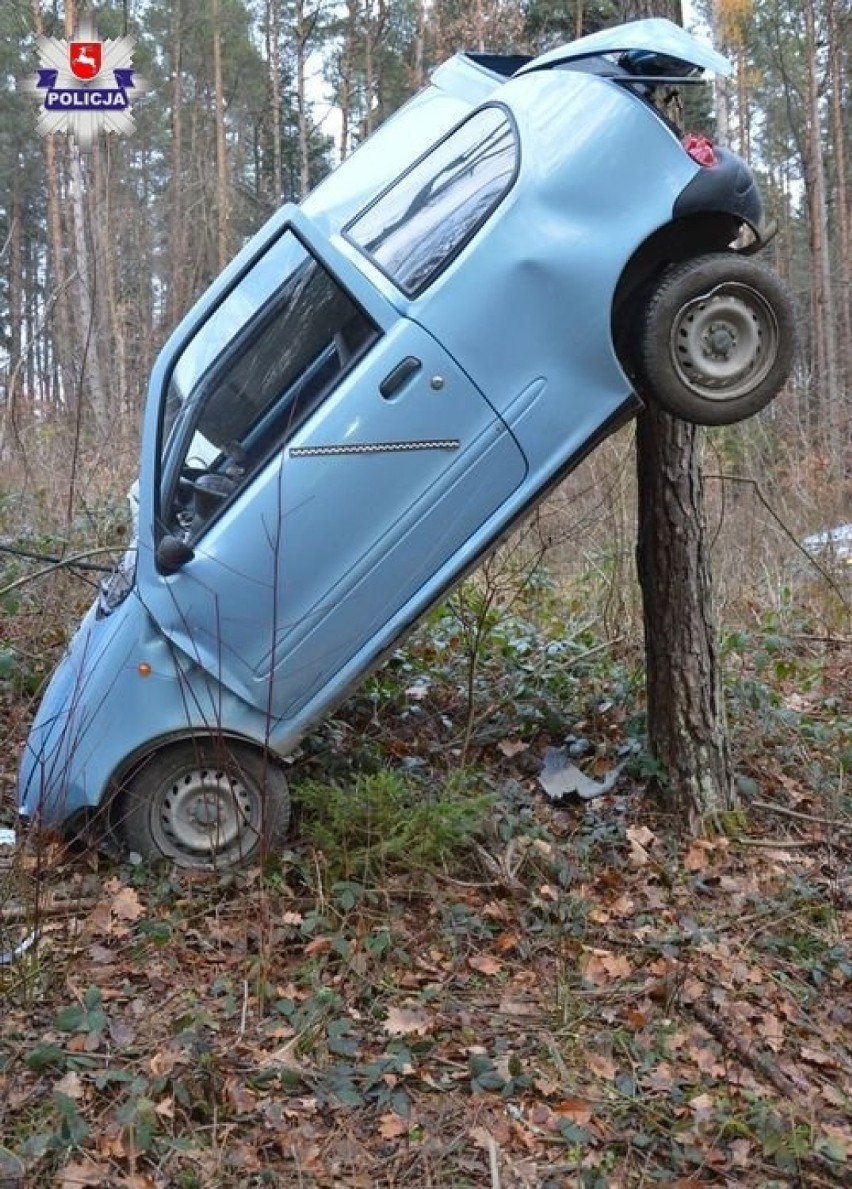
[
  {"x1": 634, "y1": 253, "x2": 795, "y2": 426},
  {"x1": 118, "y1": 739, "x2": 290, "y2": 869}
]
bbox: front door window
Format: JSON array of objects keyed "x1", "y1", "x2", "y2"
[{"x1": 159, "y1": 230, "x2": 379, "y2": 547}]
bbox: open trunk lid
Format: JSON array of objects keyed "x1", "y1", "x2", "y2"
[{"x1": 516, "y1": 18, "x2": 731, "y2": 79}]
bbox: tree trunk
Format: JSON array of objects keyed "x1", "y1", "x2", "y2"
[
  {"x1": 211, "y1": 0, "x2": 231, "y2": 272},
  {"x1": 67, "y1": 140, "x2": 109, "y2": 433},
  {"x1": 295, "y1": 0, "x2": 312, "y2": 199},
  {"x1": 635, "y1": 414, "x2": 734, "y2": 832},
  {"x1": 826, "y1": 0, "x2": 850, "y2": 451},
  {"x1": 364, "y1": 0, "x2": 375, "y2": 138},
  {"x1": 91, "y1": 140, "x2": 126, "y2": 423},
  {"x1": 338, "y1": 1, "x2": 358, "y2": 159},
  {"x1": 802, "y1": 0, "x2": 840, "y2": 473},
  {"x1": 32, "y1": 0, "x2": 75, "y2": 417},
  {"x1": 266, "y1": 0, "x2": 283, "y2": 201},
  {"x1": 169, "y1": 0, "x2": 188, "y2": 324},
  {"x1": 620, "y1": 0, "x2": 735, "y2": 830}
]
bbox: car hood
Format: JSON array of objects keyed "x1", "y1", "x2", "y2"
[{"x1": 517, "y1": 17, "x2": 732, "y2": 78}]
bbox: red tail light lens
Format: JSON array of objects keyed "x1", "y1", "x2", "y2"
[{"x1": 683, "y1": 133, "x2": 717, "y2": 167}]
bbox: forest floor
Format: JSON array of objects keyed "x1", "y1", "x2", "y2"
[{"x1": 1, "y1": 563, "x2": 850, "y2": 1188}]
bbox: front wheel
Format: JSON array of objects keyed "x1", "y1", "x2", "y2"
[
  {"x1": 633, "y1": 253, "x2": 795, "y2": 426},
  {"x1": 117, "y1": 739, "x2": 291, "y2": 869}
]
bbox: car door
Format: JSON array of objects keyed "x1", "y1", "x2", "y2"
[{"x1": 140, "y1": 213, "x2": 527, "y2": 719}]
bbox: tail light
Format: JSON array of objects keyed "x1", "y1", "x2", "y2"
[{"x1": 683, "y1": 133, "x2": 717, "y2": 167}]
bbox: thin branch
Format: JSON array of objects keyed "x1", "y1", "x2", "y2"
[
  {"x1": 750, "y1": 799, "x2": 852, "y2": 834},
  {"x1": 0, "y1": 543, "x2": 112, "y2": 573},
  {"x1": 704, "y1": 472, "x2": 851, "y2": 609},
  {"x1": 688, "y1": 999, "x2": 802, "y2": 1103},
  {"x1": 0, "y1": 546, "x2": 122, "y2": 597}
]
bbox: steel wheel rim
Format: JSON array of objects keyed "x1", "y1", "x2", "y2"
[
  {"x1": 151, "y1": 763, "x2": 259, "y2": 864},
  {"x1": 669, "y1": 282, "x2": 779, "y2": 401}
]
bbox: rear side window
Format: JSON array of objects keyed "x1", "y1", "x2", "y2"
[{"x1": 346, "y1": 106, "x2": 518, "y2": 297}]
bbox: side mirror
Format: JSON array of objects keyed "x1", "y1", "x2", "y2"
[{"x1": 156, "y1": 535, "x2": 195, "y2": 574}]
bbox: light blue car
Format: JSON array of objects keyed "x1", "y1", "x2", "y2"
[{"x1": 19, "y1": 20, "x2": 794, "y2": 867}]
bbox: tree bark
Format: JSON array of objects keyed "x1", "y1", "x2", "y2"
[
  {"x1": 620, "y1": 0, "x2": 735, "y2": 830},
  {"x1": 635, "y1": 414, "x2": 734, "y2": 832}
]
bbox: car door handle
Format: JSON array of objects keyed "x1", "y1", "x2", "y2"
[{"x1": 380, "y1": 356, "x2": 422, "y2": 399}]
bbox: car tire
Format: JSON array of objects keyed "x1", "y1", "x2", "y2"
[
  {"x1": 118, "y1": 738, "x2": 290, "y2": 869},
  {"x1": 634, "y1": 253, "x2": 795, "y2": 426}
]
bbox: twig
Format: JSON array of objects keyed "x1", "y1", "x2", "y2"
[
  {"x1": 0, "y1": 546, "x2": 121, "y2": 596},
  {"x1": 487, "y1": 1133, "x2": 501, "y2": 1189},
  {"x1": 0, "y1": 542, "x2": 111, "y2": 573},
  {"x1": 688, "y1": 999, "x2": 802, "y2": 1103},
  {"x1": 750, "y1": 799, "x2": 852, "y2": 834},
  {"x1": 0, "y1": 896, "x2": 98, "y2": 924},
  {"x1": 705, "y1": 472, "x2": 851, "y2": 609},
  {"x1": 240, "y1": 978, "x2": 250, "y2": 1037},
  {"x1": 734, "y1": 837, "x2": 829, "y2": 848}
]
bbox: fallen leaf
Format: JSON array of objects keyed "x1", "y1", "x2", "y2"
[
  {"x1": 105, "y1": 880, "x2": 144, "y2": 923},
  {"x1": 626, "y1": 824, "x2": 657, "y2": 867},
  {"x1": 225, "y1": 1078, "x2": 255, "y2": 1114},
  {"x1": 689, "y1": 1091, "x2": 714, "y2": 1118},
  {"x1": 383, "y1": 1006, "x2": 433, "y2": 1036},
  {"x1": 645, "y1": 1062, "x2": 674, "y2": 1091},
  {"x1": 581, "y1": 947, "x2": 632, "y2": 985},
  {"x1": 624, "y1": 1007, "x2": 648, "y2": 1030},
  {"x1": 149, "y1": 1046, "x2": 186, "y2": 1077},
  {"x1": 553, "y1": 1097, "x2": 593, "y2": 1125},
  {"x1": 87, "y1": 944, "x2": 115, "y2": 965},
  {"x1": 377, "y1": 1112, "x2": 410, "y2": 1139},
  {"x1": 586, "y1": 1051, "x2": 617, "y2": 1080},
  {"x1": 626, "y1": 824, "x2": 656, "y2": 848},
  {"x1": 54, "y1": 1070, "x2": 84, "y2": 1100},
  {"x1": 303, "y1": 936, "x2": 333, "y2": 956},
  {"x1": 497, "y1": 739, "x2": 528, "y2": 758},
  {"x1": 468, "y1": 952, "x2": 502, "y2": 977},
  {"x1": 756, "y1": 1013, "x2": 784, "y2": 1052},
  {"x1": 56, "y1": 1159, "x2": 109, "y2": 1187},
  {"x1": 109, "y1": 1020, "x2": 135, "y2": 1048}
]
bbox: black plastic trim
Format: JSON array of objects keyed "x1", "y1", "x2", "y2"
[{"x1": 673, "y1": 145, "x2": 763, "y2": 231}]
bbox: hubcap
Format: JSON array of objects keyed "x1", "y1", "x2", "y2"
[
  {"x1": 154, "y1": 764, "x2": 259, "y2": 863},
  {"x1": 670, "y1": 282, "x2": 779, "y2": 401}
]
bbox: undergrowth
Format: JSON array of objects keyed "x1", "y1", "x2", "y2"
[{"x1": 1, "y1": 534, "x2": 849, "y2": 1186}]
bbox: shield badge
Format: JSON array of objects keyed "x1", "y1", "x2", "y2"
[{"x1": 69, "y1": 42, "x2": 102, "y2": 81}]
